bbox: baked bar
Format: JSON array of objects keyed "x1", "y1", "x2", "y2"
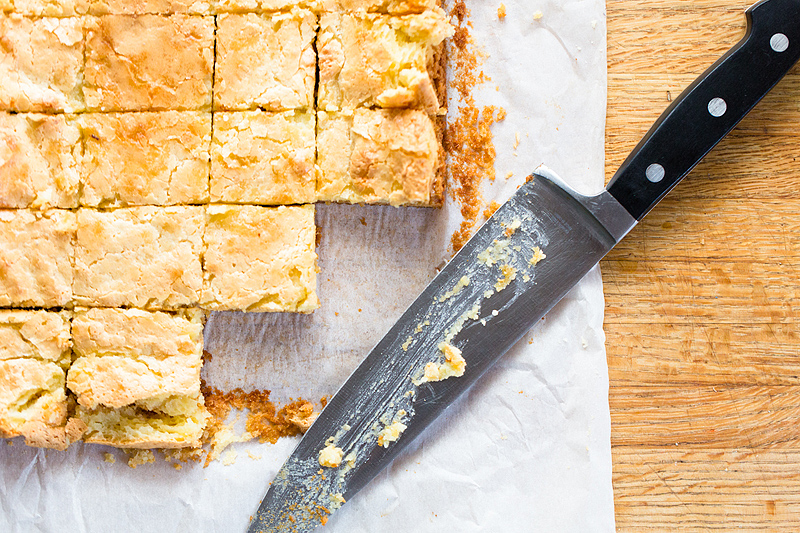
[
  {"x1": 0, "y1": 209, "x2": 75, "y2": 308},
  {"x1": 84, "y1": 15, "x2": 214, "y2": 111},
  {"x1": 214, "y1": 11, "x2": 316, "y2": 111},
  {"x1": 201, "y1": 204, "x2": 319, "y2": 312},
  {"x1": 87, "y1": 0, "x2": 210, "y2": 14},
  {"x1": 211, "y1": 110, "x2": 315, "y2": 205},
  {"x1": 317, "y1": 10, "x2": 452, "y2": 113},
  {"x1": 316, "y1": 108, "x2": 443, "y2": 206},
  {"x1": 0, "y1": 310, "x2": 84, "y2": 450},
  {"x1": 73, "y1": 206, "x2": 204, "y2": 309},
  {"x1": 319, "y1": 0, "x2": 434, "y2": 14},
  {"x1": 69, "y1": 307, "x2": 203, "y2": 409},
  {"x1": 0, "y1": 15, "x2": 85, "y2": 113},
  {"x1": 80, "y1": 111, "x2": 211, "y2": 207},
  {"x1": 0, "y1": 113, "x2": 80, "y2": 209}
]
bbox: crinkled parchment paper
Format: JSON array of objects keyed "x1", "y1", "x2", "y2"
[{"x1": 0, "y1": 1, "x2": 614, "y2": 531}]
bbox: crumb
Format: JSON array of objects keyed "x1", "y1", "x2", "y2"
[
  {"x1": 505, "y1": 172, "x2": 513, "y2": 179},
  {"x1": 173, "y1": 463, "x2": 183, "y2": 470},
  {"x1": 497, "y1": 3, "x2": 506, "y2": 19},
  {"x1": 483, "y1": 201, "x2": 501, "y2": 219},
  {"x1": 104, "y1": 452, "x2": 116, "y2": 464},
  {"x1": 533, "y1": 11, "x2": 543, "y2": 20},
  {"x1": 359, "y1": 217, "x2": 366, "y2": 226},
  {"x1": 222, "y1": 449, "x2": 237, "y2": 466},
  {"x1": 513, "y1": 132, "x2": 520, "y2": 150},
  {"x1": 127, "y1": 450, "x2": 155, "y2": 468},
  {"x1": 530, "y1": 247, "x2": 546, "y2": 266},
  {"x1": 319, "y1": 440, "x2": 344, "y2": 468}
]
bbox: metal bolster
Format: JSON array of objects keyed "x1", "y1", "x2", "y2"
[{"x1": 531, "y1": 165, "x2": 638, "y2": 243}]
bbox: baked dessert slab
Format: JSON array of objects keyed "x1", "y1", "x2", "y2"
[
  {"x1": 0, "y1": 15, "x2": 85, "y2": 113},
  {"x1": 211, "y1": 110, "x2": 315, "y2": 205},
  {"x1": 319, "y1": 0, "x2": 434, "y2": 14},
  {"x1": 0, "y1": 310, "x2": 71, "y2": 367},
  {"x1": 73, "y1": 206, "x2": 204, "y2": 309},
  {"x1": 68, "y1": 307, "x2": 204, "y2": 410},
  {"x1": 317, "y1": 10, "x2": 452, "y2": 113},
  {"x1": 0, "y1": 209, "x2": 75, "y2": 308},
  {"x1": 316, "y1": 108, "x2": 443, "y2": 206},
  {"x1": 84, "y1": 15, "x2": 214, "y2": 111},
  {"x1": 213, "y1": 11, "x2": 317, "y2": 112},
  {"x1": 80, "y1": 111, "x2": 211, "y2": 207},
  {"x1": 201, "y1": 204, "x2": 319, "y2": 312},
  {"x1": 0, "y1": 113, "x2": 81, "y2": 209}
]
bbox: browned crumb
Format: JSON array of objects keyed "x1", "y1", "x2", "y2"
[
  {"x1": 315, "y1": 226, "x2": 323, "y2": 248},
  {"x1": 497, "y1": 3, "x2": 506, "y2": 19},
  {"x1": 202, "y1": 350, "x2": 213, "y2": 364},
  {"x1": 359, "y1": 217, "x2": 366, "y2": 226},
  {"x1": 447, "y1": 0, "x2": 503, "y2": 253},
  {"x1": 126, "y1": 449, "x2": 155, "y2": 468},
  {"x1": 483, "y1": 201, "x2": 501, "y2": 220}
]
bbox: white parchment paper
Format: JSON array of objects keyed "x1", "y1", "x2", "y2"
[{"x1": 0, "y1": 1, "x2": 614, "y2": 531}]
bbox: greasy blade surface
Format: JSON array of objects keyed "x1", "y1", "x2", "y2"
[{"x1": 249, "y1": 175, "x2": 620, "y2": 533}]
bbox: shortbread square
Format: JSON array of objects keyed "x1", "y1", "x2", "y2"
[
  {"x1": 80, "y1": 111, "x2": 211, "y2": 207},
  {"x1": 0, "y1": 15, "x2": 85, "y2": 112},
  {"x1": 214, "y1": 11, "x2": 316, "y2": 111},
  {"x1": 87, "y1": 0, "x2": 210, "y2": 14},
  {"x1": 84, "y1": 15, "x2": 214, "y2": 111},
  {"x1": 211, "y1": 110, "x2": 315, "y2": 205},
  {"x1": 0, "y1": 113, "x2": 81, "y2": 209},
  {"x1": 0, "y1": 310, "x2": 83, "y2": 450},
  {"x1": 316, "y1": 108, "x2": 442, "y2": 206},
  {"x1": 317, "y1": 10, "x2": 452, "y2": 113},
  {"x1": 0, "y1": 209, "x2": 75, "y2": 308},
  {"x1": 68, "y1": 307, "x2": 203, "y2": 410},
  {"x1": 74, "y1": 206, "x2": 204, "y2": 309},
  {"x1": 201, "y1": 204, "x2": 319, "y2": 312}
]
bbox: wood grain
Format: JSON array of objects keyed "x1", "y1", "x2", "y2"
[{"x1": 604, "y1": 1, "x2": 800, "y2": 530}]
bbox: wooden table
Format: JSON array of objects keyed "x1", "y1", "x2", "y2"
[{"x1": 604, "y1": 1, "x2": 800, "y2": 529}]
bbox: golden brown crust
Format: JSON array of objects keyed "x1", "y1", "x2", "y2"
[
  {"x1": 80, "y1": 111, "x2": 211, "y2": 207},
  {"x1": 316, "y1": 108, "x2": 441, "y2": 206},
  {"x1": 214, "y1": 12, "x2": 317, "y2": 111},
  {"x1": 73, "y1": 207, "x2": 204, "y2": 309},
  {"x1": 0, "y1": 113, "x2": 81, "y2": 209},
  {"x1": 88, "y1": 0, "x2": 210, "y2": 14},
  {"x1": 318, "y1": 0, "x2": 434, "y2": 14},
  {"x1": 84, "y1": 15, "x2": 214, "y2": 111},
  {"x1": 317, "y1": 10, "x2": 453, "y2": 113},
  {"x1": 0, "y1": 15, "x2": 85, "y2": 112},
  {"x1": 0, "y1": 209, "x2": 75, "y2": 308},
  {"x1": 211, "y1": 0, "x2": 317, "y2": 13},
  {"x1": 201, "y1": 204, "x2": 319, "y2": 312},
  {"x1": 210, "y1": 110, "x2": 315, "y2": 205}
]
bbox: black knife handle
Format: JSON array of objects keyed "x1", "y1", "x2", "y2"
[{"x1": 607, "y1": 0, "x2": 800, "y2": 221}]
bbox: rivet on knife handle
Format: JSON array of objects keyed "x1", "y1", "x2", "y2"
[{"x1": 607, "y1": 0, "x2": 800, "y2": 221}]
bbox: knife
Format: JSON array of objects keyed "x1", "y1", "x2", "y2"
[{"x1": 248, "y1": 1, "x2": 800, "y2": 531}]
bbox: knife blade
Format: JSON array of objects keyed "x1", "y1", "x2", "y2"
[{"x1": 248, "y1": 1, "x2": 800, "y2": 531}]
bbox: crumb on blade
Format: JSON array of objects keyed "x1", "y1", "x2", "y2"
[
  {"x1": 422, "y1": 343, "x2": 467, "y2": 383},
  {"x1": 319, "y1": 439, "x2": 344, "y2": 468}
]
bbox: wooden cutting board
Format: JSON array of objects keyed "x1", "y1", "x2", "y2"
[{"x1": 603, "y1": 0, "x2": 800, "y2": 529}]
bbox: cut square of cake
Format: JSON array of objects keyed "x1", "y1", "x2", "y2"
[
  {"x1": 0, "y1": 113, "x2": 81, "y2": 209},
  {"x1": 69, "y1": 307, "x2": 207, "y2": 448},
  {"x1": 0, "y1": 310, "x2": 85, "y2": 450},
  {"x1": 84, "y1": 15, "x2": 214, "y2": 111},
  {"x1": 211, "y1": 110, "x2": 315, "y2": 205},
  {"x1": 0, "y1": 15, "x2": 85, "y2": 113},
  {"x1": 201, "y1": 204, "x2": 319, "y2": 312},
  {"x1": 316, "y1": 108, "x2": 443, "y2": 206},
  {"x1": 80, "y1": 111, "x2": 211, "y2": 207},
  {"x1": 317, "y1": 10, "x2": 452, "y2": 113},
  {"x1": 213, "y1": 11, "x2": 317, "y2": 111},
  {"x1": 73, "y1": 206, "x2": 204, "y2": 309},
  {"x1": 0, "y1": 209, "x2": 75, "y2": 308}
]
